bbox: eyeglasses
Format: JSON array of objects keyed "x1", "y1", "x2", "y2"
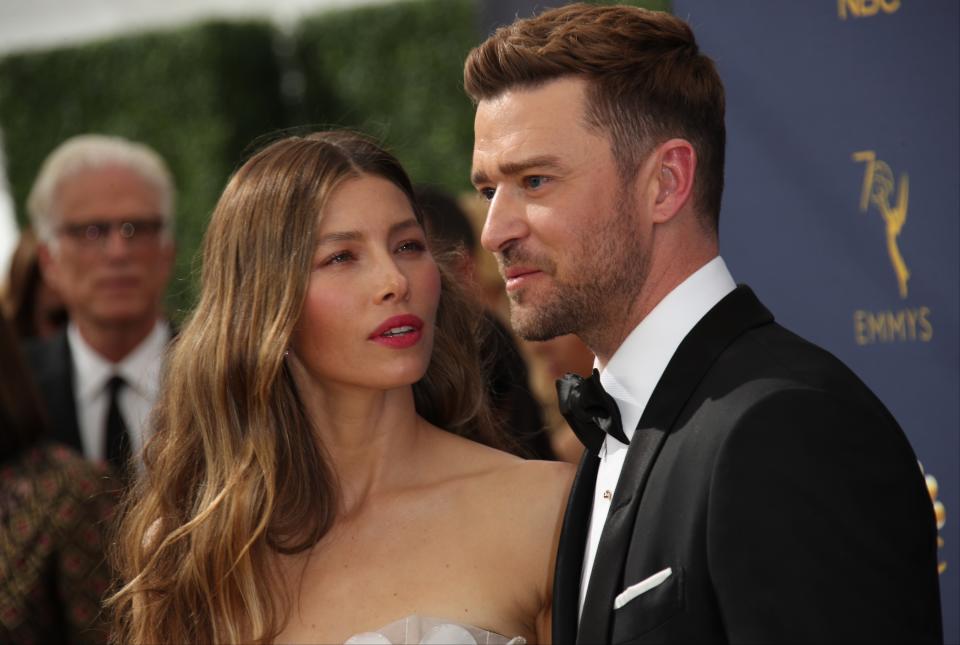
[{"x1": 57, "y1": 218, "x2": 166, "y2": 247}]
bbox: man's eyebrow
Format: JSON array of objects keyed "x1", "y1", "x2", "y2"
[
  {"x1": 471, "y1": 155, "x2": 565, "y2": 186},
  {"x1": 316, "y1": 217, "x2": 420, "y2": 245}
]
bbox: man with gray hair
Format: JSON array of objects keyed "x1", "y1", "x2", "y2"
[{"x1": 24, "y1": 134, "x2": 175, "y2": 477}]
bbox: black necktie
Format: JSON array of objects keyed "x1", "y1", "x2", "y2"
[
  {"x1": 104, "y1": 375, "x2": 131, "y2": 475},
  {"x1": 556, "y1": 368, "x2": 629, "y2": 453}
]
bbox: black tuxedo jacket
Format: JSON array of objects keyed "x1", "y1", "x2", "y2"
[
  {"x1": 553, "y1": 286, "x2": 942, "y2": 644},
  {"x1": 23, "y1": 330, "x2": 84, "y2": 453}
]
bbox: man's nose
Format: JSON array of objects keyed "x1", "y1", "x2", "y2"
[
  {"x1": 480, "y1": 188, "x2": 527, "y2": 254},
  {"x1": 102, "y1": 226, "x2": 134, "y2": 256}
]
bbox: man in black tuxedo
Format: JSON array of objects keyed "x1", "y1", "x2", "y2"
[
  {"x1": 23, "y1": 134, "x2": 176, "y2": 477},
  {"x1": 464, "y1": 4, "x2": 942, "y2": 643}
]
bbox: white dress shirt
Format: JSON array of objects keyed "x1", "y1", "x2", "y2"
[
  {"x1": 578, "y1": 256, "x2": 736, "y2": 619},
  {"x1": 68, "y1": 320, "x2": 170, "y2": 465}
]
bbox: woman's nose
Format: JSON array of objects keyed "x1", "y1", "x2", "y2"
[{"x1": 375, "y1": 259, "x2": 410, "y2": 303}]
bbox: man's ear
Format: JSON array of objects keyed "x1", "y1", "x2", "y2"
[{"x1": 650, "y1": 139, "x2": 696, "y2": 224}]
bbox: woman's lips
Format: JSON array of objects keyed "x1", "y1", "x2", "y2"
[{"x1": 369, "y1": 314, "x2": 424, "y2": 349}]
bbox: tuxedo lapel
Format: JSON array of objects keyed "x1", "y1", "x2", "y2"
[
  {"x1": 577, "y1": 424, "x2": 667, "y2": 643},
  {"x1": 636, "y1": 286, "x2": 773, "y2": 434},
  {"x1": 553, "y1": 451, "x2": 600, "y2": 645},
  {"x1": 576, "y1": 286, "x2": 773, "y2": 643}
]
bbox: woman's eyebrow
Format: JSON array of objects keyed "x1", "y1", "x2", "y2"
[
  {"x1": 317, "y1": 230, "x2": 361, "y2": 245},
  {"x1": 316, "y1": 218, "x2": 420, "y2": 246},
  {"x1": 389, "y1": 218, "x2": 421, "y2": 236}
]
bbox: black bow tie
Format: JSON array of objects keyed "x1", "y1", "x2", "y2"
[{"x1": 556, "y1": 369, "x2": 629, "y2": 453}]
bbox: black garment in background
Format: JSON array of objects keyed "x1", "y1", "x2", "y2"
[
  {"x1": 481, "y1": 312, "x2": 555, "y2": 460},
  {"x1": 22, "y1": 330, "x2": 82, "y2": 454}
]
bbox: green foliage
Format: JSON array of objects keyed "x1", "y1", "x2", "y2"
[
  {"x1": 293, "y1": 0, "x2": 479, "y2": 192},
  {"x1": 0, "y1": 21, "x2": 287, "y2": 319}
]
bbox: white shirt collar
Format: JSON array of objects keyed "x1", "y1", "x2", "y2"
[
  {"x1": 68, "y1": 320, "x2": 170, "y2": 400},
  {"x1": 597, "y1": 256, "x2": 736, "y2": 443}
]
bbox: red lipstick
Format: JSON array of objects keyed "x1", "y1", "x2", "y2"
[{"x1": 369, "y1": 314, "x2": 424, "y2": 349}]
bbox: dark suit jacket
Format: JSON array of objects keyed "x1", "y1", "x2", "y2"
[
  {"x1": 23, "y1": 330, "x2": 84, "y2": 454},
  {"x1": 553, "y1": 286, "x2": 942, "y2": 644},
  {"x1": 22, "y1": 326, "x2": 175, "y2": 459}
]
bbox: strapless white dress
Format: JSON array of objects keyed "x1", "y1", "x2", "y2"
[{"x1": 344, "y1": 615, "x2": 526, "y2": 645}]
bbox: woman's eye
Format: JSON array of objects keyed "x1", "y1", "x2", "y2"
[
  {"x1": 324, "y1": 251, "x2": 354, "y2": 265},
  {"x1": 396, "y1": 240, "x2": 426, "y2": 254}
]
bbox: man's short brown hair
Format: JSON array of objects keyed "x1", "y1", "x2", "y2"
[{"x1": 464, "y1": 3, "x2": 725, "y2": 226}]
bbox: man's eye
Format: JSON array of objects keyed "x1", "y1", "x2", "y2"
[
  {"x1": 479, "y1": 187, "x2": 496, "y2": 201},
  {"x1": 525, "y1": 176, "x2": 550, "y2": 190}
]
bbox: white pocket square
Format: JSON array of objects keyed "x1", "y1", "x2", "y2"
[{"x1": 614, "y1": 567, "x2": 672, "y2": 610}]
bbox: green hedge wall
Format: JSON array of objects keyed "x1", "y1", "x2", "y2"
[
  {"x1": 0, "y1": 0, "x2": 670, "y2": 319},
  {"x1": 294, "y1": 0, "x2": 478, "y2": 193}
]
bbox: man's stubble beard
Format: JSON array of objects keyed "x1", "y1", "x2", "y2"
[{"x1": 506, "y1": 189, "x2": 648, "y2": 346}]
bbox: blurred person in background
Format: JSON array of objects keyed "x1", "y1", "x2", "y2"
[
  {"x1": 0, "y1": 311, "x2": 116, "y2": 644},
  {"x1": 23, "y1": 134, "x2": 176, "y2": 479},
  {"x1": 416, "y1": 185, "x2": 554, "y2": 460},
  {"x1": 2, "y1": 228, "x2": 68, "y2": 339},
  {"x1": 526, "y1": 333, "x2": 593, "y2": 464},
  {"x1": 109, "y1": 131, "x2": 571, "y2": 644}
]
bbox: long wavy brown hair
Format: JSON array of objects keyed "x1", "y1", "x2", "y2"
[{"x1": 108, "y1": 131, "x2": 498, "y2": 644}]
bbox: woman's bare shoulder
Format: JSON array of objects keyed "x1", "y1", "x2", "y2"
[
  {"x1": 494, "y1": 457, "x2": 575, "y2": 497},
  {"x1": 430, "y1": 426, "x2": 524, "y2": 463},
  {"x1": 492, "y1": 458, "x2": 575, "y2": 524},
  {"x1": 424, "y1": 424, "x2": 575, "y2": 495}
]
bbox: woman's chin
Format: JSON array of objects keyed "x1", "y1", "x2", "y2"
[{"x1": 344, "y1": 364, "x2": 431, "y2": 392}]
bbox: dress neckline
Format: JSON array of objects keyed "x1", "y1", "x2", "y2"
[{"x1": 344, "y1": 614, "x2": 525, "y2": 645}]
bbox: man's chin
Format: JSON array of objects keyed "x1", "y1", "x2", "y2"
[
  {"x1": 87, "y1": 305, "x2": 158, "y2": 328},
  {"x1": 509, "y1": 303, "x2": 571, "y2": 342}
]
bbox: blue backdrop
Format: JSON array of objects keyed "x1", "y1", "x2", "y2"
[{"x1": 672, "y1": 1, "x2": 959, "y2": 640}]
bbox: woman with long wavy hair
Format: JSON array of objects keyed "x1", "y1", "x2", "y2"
[{"x1": 109, "y1": 131, "x2": 572, "y2": 644}]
